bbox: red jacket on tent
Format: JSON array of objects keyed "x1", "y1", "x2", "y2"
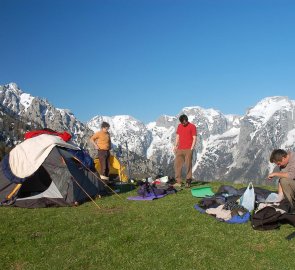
[{"x1": 24, "y1": 129, "x2": 72, "y2": 142}]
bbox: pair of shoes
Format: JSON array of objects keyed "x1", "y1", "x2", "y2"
[{"x1": 185, "y1": 179, "x2": 192, "y2": 188}]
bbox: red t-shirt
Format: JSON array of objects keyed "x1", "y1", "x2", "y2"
[{"x1": 176, "y1": 122, "x2": 197, "y2": 150}]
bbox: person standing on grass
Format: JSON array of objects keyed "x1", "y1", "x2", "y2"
[
  {"x1": 90, "y1": 121, "x2": 111, "y2": 181},
  {"x1": 268, "y1": 149, "x2": 295, "y2": 206},
  {"x1": 173, "y1": 114, "x2": 197, "y2": 188}
]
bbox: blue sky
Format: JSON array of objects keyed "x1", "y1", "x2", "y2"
[{"x1": 1, "y1": 0, "x2": 295, "y2": 123}]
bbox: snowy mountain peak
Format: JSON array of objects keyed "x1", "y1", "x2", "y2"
[
  {"x1": 5, "y1": 82, "x2": 22, "y2": 95},
  {"x1": 20, "y1": 93, "x2": 34, "y2": 111},
  {"x1": 0, "y1": 82, "x2": 89, "y2": 147},
  {"x1": 161, "y1": 115, "x2": 177, "y2": 122},
  {"x1": 181, "y1": 106, "x2": 223, "y2": 124},
  {"x1": 182, "y1": 105, "x2": 202, "y2": 111},
  {"x1": 225, "y1": 114, "x2": 241, "y2": 128},
  {"x1": 57, "y1": 108, "x2": 75, "y2": 117},
  {"x1": 87, "y1": 114, "x2": 143, "y2": 132},
  {"x1": 146, "y1": 121, "x2": 156, "y2": 129},
  {"x1": 246, "y1": 96, "x2": 294, "y2": 125},
  {"x1": 0, "y1": 83, "x2": 24, "y2": 113},
  {"x1": 183, "y1": 106, "x2": 221, "y2": 115}
]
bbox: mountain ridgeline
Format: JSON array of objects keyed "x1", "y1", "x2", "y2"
[{"x1": 1, "y1": 82, "x2": 295, "y2": 184}]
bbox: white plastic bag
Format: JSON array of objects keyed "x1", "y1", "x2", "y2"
[
  {"x1": 159, "y1": 176, "x2": 168, "y2": 183},
  {"x1": 240, "y1": 182, "x2": 255, "y2": 212}
]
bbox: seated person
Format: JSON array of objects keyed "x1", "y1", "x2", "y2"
[{"x1": 268, "y1": 149, "x2": 295, "y2": 206}]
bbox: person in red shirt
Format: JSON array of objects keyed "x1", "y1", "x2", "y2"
[{"x1": 173, "y1": 114, "x2": 197, "y2": 188}]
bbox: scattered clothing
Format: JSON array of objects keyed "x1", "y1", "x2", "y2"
[
  {"x1": 194, "y1": 204, "x2": 251, "y2": 224},
  {"x1": 206, "y1": 205, "x2": 232, "y2": 221}
]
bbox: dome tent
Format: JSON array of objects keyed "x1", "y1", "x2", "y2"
[
  {"x1": 0, "y1": 134, "x2": 105, "y2": 208},
  {"x1": 94, "y1": 155, "x2": 128, "y2": 182}
]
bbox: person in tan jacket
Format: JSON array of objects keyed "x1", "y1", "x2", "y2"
[
  {"x1": 90, "y1": 122, "x2": 111, "y2": 180},
  {"x1": 268, "y1": 149, "x2": 295, "y2": 207}
]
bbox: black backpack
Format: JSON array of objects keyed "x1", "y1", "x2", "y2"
[
  {"x1": 251, "y1": 206, "x2": 283, "y2": 230},
  {"x1": 251, "y1": 200, "x2": 295, "y2": 231}
]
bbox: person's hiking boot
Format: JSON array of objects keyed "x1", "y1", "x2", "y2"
[
  {"x1": 185, "y1": 179, "x2": 192, "y2": 188},
  {"x1": 100, "y1": 175, "x2": 109, "y2": 181},
  {"x1": 173, "y1": 183, "x2": 182, "y2": 188}
]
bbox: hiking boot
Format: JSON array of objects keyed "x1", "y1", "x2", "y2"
[
  {"x1": 185, "y1": 179, "x2": 192, "y2": 188},
  {"x1": 173, "y1": 183, "x2": 182, "y2": 188}
]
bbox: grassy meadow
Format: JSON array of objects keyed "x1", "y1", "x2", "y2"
[{"x1": 1, "y1": 182, "x2": 295, "y2": 270}]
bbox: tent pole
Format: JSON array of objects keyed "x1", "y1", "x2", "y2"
[
  {"x1": 6, "y1": 184, "x2": 22, "y2": 200},
  {"x1": 125, "y1": 141, "x2": 132, "y2": 182},
  {"x1": 71, "y1": 176, "x2": 101, "y2": 209}
]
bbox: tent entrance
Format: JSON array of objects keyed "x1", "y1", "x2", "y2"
[{"x1": 17, "y1": 166, "x2": 52, "y2": 198}]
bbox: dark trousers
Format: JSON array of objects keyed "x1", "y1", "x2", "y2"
[{"x1": 97, "y1": 150, "x2": 110, "y2": 177}]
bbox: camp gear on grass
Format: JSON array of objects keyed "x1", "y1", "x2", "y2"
[
  {"x1": 251, "y1": 199, "x2": 295, "y2": 230},
  {"x1": 251, "y1": 206, "x2": 283, "y2": 230},
  {"x1": 194, "y1": 204, "x2": 251, "y2": 224},
  {"x1": 191, "y1": 186, "x2": 214, "y2": 197},
  {"x1": 240, "y1": 182, "x2": 255, "y2": 212}
]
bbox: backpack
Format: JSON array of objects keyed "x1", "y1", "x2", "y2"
[
  {"x1": 251, "y1": 206, "x2": 283, "y2": 230},
  {"x1": 251, "y1": 199, "x2": 295, "y2": 231}
]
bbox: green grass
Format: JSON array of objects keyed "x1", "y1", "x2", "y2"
[{"x1": 1, "y1": 182, "x2": 295, "y2": 270}]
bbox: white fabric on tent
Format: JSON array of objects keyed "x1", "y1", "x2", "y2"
[{"x1": 9, "y1": 134, "x2": 80, "y2": 178}]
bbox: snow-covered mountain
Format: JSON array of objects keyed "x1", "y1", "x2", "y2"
[
  {"x1": 1, "y1": 82, "x2": 295, "y2": 183},
  {"x1": 0, "y1": 83, "x2": 92, "y2": 148},
  {"x1": 87, "y1": 115, "x2": 152, "y2": 157},
  {"x1": 0, "y1": 83, "x2": 160, "y2": 178},
  {"x1": 87, "y1": 97, "x2": 295, "y2": 184},
  {"x1": 224, "y1": 96, "x2": 295, "y2": 183}
]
